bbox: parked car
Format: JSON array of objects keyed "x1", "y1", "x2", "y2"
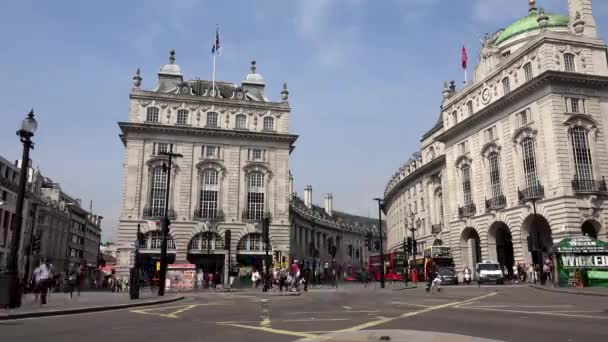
[
  {"x1": 437, "y1": 267, "x2": 459, "y2": 285},
  {"x1": 476, "y1": 261, "x2": 505, "y2": 285}
]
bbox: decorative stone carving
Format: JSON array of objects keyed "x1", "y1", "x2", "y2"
[
  {"x1": 132, "y1": 68, "x2": 142, "y2": 88},
  {"x1": 140, "y1": 100, "x2": 152, "y2": 107}
]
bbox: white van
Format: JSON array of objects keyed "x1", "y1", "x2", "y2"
[{"x1": 476, "y1": 261, "x2": 504, "y2": 285}]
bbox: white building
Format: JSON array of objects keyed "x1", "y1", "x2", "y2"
[
  {"x1": 115, "y1": 51, "x2": 297, "y2": 282},
  {"x1": 384, "y1": 0, "x2": 608, "y2": 276}
]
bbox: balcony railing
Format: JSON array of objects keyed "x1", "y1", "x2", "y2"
[
  {"x1": 572, "y1": 177, "x2": 608, "y2": 193},
  {"x1": 485, "y1": 195, "x2": 507, "y2": 211},
  {"x1": 242, "y1": 210, "x2": 271, "y2": 222},
  {"x1": 458, "y1": 203, "x2": 476, "y2": 218},
  {"x1": 143, "y1": 206, "x2": 176, "y2": 219},
  {"x1": 193, "y1": 209, "x2": 225, "y2": 222},
  {"x1": 518, "y1": 183, "x2": 544, "y2": 203},
  {"x1": 431, "y1": 224, "x2": 443, "y2": 235}
]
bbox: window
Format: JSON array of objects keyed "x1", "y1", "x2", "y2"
[
  {"x1": 146, "y1": 107, "x2": 160, "y2": 122},
  {"x1": 462, "y1": 165, "x2": 472, "y2": 205},
  {"x1": 203, "y1": 146, "x2": 220, "y2": 159},
  {"x1": 521, "y1": 138, "x2": 539, "y2": 189},
  {"x1": 420, "y1": 197, "x2": 425, "y2": 211},
  {"x1": 502, "y1": 77, "x2": 510, "y2": 95},
  {"x1": 571, "y1": 127, "x2": 593, "y2": 181},
  {"x1": 485, "y1": 126, "x2": 497, "y2": 142},
  {"x1": 236, "y1": 114, "x2": 247, "y2": 129},
  {"x1": 452, "y1": 111, "x2": 458, "y2": 125},
  {"x1": 249, "y1": 148, "x2": 266, "y2": 161},
  {"x1": 565, "y1": 97, "x2": 585, "y2": 113},
  {"x1": 524, "y1": 63, "x2": 533, "y2": 82},
  {"x1": 502, "y1": 51, "x2": 511, "y2": 58},
  {"x1": 467, "y1": 101, "x2": 474, "y2": 116},
  {"x1": 263, "y1": 117, "x2": 275, "y2": 132},
  {"x1": 200, "y1": 169, "x2": 219, "y2": 219},
  {"x1": 564, "y1": 53, "x2": 576, "y2": 72},
  {"x1": 150, "y1": 167, "x2": 167, "y2": 213},
  {"x1": 206, "y1": 112, "x2": 219, "y2": 127},
  {"x1": 247, "y1": 172, "x2": 265, "y2": 220},
  {"x1": 488, "y1": 152, "x2": 502, "y2": 198},
  {"x1": 518, "y1": 110, "x2": 529, "y2": 127},
  {"x1": 150, "y1": 231, "x2": 163, "y2": 249},
  {"x1": 156, "y1": 143, "x2": 173, "y2": 155},
  {"x1": 458, "y1": 141, "x2": 468, "y2": 155},
  {"x1": 176, "y1": 109, "x2": 189, "y2": 125}
]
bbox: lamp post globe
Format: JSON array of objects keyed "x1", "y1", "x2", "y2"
[{"x1": 20, "y1": 110, "x2": 38, "y2": 136}]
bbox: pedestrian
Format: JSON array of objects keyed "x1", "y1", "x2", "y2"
[
  {"x1": 208, "y1": 272, "x2": 215, "y2": 290},
  {"x1": 543, "y1": 262, "x2": 551, "y2": 283},
  {"x1": 302, "y1": 266, "x2": 310, "y2": 292},
  {"x1": 67, "y1": 267, "x2": 77, "y2": 298},
  {"x1": 279, "y1": 268, "x2": 287, "y2": 292},
  {"x1": 251, "y1": 269, "x2": 260, "y2": 288},
  {"x1": 32, "y1": 259, "x2": 51, "y2": 305},
  {"x1": 215, "y1": 271, "x2": 221, "y2": 289}
]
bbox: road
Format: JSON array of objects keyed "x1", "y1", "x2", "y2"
[{"x1": 1, "y1": 284, "x2": 607, "y2": 342}]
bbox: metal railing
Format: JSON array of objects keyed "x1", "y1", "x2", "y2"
[
  {"x1": 518, "y1": 183, "x2": 544, "y2": 203},
  {"x1": 458, "y1": 203, "x2": 476, "y2": 218},
  {"x1": 431, "y1": 224, "x2": 443, "y2": 235},
  {"x1": 572, "y1": 178, "x2": 608, "y2": 193},
  {"x1": 485, "y1": 195, "x2": 507, "y2": 211},
  {"x1": 193, "y1": 209, "x2": 225, "y2": 222},
  {"x1": 242, "y1": 210, "x2": 271, "y2": 222},
  {"x1": 142, "y1": 206, "x2": 175, "y2": 219}
]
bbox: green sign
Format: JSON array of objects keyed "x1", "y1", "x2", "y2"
[
  {"x1": 555, "y1": 236, "x2": 608, "y2": 254},
  {"x1": 554, "y1": 236, "x2": 608, "y2": 288}
]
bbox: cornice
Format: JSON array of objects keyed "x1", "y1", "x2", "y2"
[
  {"x1": 384, "y1": 155, "x2": 446, "y2": 203},
  {"x1": 130, "y1": 90, "x2": 290, "y2": 112},
  {"x1": 118, "y1": 122, "x2": 299, "y2": 145},
  {"x1": 435, "y1": 71, "x2": 608, "y2": 144}
]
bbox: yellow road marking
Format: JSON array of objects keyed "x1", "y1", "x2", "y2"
[
  {"x1": 218, "y1": 323, "x2": 320, "y2": 339},
  {"x1": 456, "y1": 306, "x2": 608, "y2": 320},
  {"x1": 130, "y1": 303, "x2": 217, "y2": 318}
]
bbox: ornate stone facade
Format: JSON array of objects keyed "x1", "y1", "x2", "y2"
[
  {"x1": 384, "y1": 0, "x2": 608, "y2": 276},
  {"x1": 115, "y1": 52, "x2": 298, "y2": 282}
]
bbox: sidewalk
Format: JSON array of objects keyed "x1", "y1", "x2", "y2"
[
  {"x1": 1, "y1": 290, "x2": 183, "y2": 320},
  {"x1": 530, "y1": 284, "x2": 608, "y2": 297}
]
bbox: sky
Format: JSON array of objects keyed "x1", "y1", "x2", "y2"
[{"x1": 1, "y1": 0, "x2": 607, "y2": 242}]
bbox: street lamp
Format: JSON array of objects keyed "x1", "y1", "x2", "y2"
[
  {"x1": 409, "y1": 212, "x2": 419, "y2": 284},
  {"x1": 0, "y1": 109, "x2": 37, "y2": 308},
  {"x1": 372, "y1": 198, "x2": 386, "y2": 289},
  {"x1": 157, "y1": 151, "x2": 182, "y2": 296}
]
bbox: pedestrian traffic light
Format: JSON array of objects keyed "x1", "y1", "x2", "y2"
[{"x1": 224, "y1": 229, "x2": 231, "y2": 250}]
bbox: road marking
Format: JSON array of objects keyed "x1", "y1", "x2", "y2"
[
  {"x1": 343, "y1": 306, "x2": 352, "y2": 310},
  {"x1": 464, "y1": 305, "x2": 574, "y2": 309},
  {"x1": 287, "y1": 310, "x2": 380, "y2": 315},
  {"x1": 282, "y1": 318, "x2": 351, "y2": 322},
  {"x1": 130, "y1": 303, "x2": 214, "y2": 318},
  {"x1": 391, "y1": 302, "x2": 431, "y2": 308},
  {"x1": 218, "y1": 323, "x2": 320, "y2": 339},
  {"x1": 260, "y1": 299, "x2": 271, "y2": 327},
  {"x1": 456, "y1": 306, "x2": 608, "y2": 319}
]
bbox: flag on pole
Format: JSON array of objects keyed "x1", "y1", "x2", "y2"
[
  {"x1": 461, "y1": 45, "x2": 468, "y2": 70},
  {"x1": 211, "y1": 26, "x2": 220, "y2": 55}
]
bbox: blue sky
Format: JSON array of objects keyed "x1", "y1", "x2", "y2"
[{"x1": 1, "y1": 0, "x2": 607, "y2": 241}]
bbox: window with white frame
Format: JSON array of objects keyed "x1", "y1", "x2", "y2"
[
  {"x1": 485, "y1": 126, "x2": 497, "y2": 143},
  {"x1": 262, "y1": 116, "x2": 275, "y2": 132},
  {"x1": 571, "y1": 126, "x2": 593, "y2": 181},
  {"x1": 564, "y1": 53, "x2": 576, "y2": 72},
  {"x1": 502, "y1": 77, "x2": 510, "y2": 95},
  {"x1": 462, "y1": 165, "x2": 472, "y2": 205},
  {"x1": 146, "y1": 107, "x2": 160, "y2": 122},
  {"x1": 521, "y1": 138, "x2": 539, "y2": 189},
  {"x1": 206, "y1": 112, "x2": 219, "y2": 127},
  {"x1": 155, "y1": 143, "x2": 173, "y2": 155},
  {"x1": 150, "y1": 167, "x2": 167, "y2": 213},
  {"x1": 238, "y1": 233, "x2": 262, "y2": 251},
  {"x1": 458, "y1": 141, "x2": 468, "y2": 155},
  {"x1": 488, "y1": 152, "x2": 502, "y2": 198},
  {"x1": 249, "y1": 148, "x2": 266, "y2": 161},
  {"x1": 236, "y1": 114, "x2": 247, "y2": 129},
  {"x1": 176, "y1": 109, "x2": 189, "y2": 125},
  {"x1": 467, "y1": 101, "x2": 473, "y2": 116},
  {"x1": 150, "y1": 230, "x2": 163, "y2": 249},
  {"x1": 203, "y1": 145, "x2": 220, "y2": 159},
  {"x1": 247, "y1": 172, "x2": 265, "y2": 220},
  {"x1": 565, "y1": 97, "x2": 585, "y2": 113},
  {"x1": 524, "y1": 63, "x2": 533, "y2": 82},
  {"x1": 199, "y1": 169, "x2": 219, "y2": 219}
]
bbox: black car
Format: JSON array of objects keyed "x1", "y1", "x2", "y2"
[{"x1": 437, "y1": 267, "x2": 459, "y2": 285}]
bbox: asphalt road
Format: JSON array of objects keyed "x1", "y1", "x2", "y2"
[{"x1": 1, "y1": 284, "x2": 607, "y2": 342}]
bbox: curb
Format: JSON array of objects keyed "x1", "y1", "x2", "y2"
[
  {"x1": 393, "y1": 286, "x2": 419, "y2": 291},
  {"x1": 529, "y1": 285, "x2": 608, "y2": 297},
  {"x1": 0, "y1": 296, "x2": 184, "y2": 320}
]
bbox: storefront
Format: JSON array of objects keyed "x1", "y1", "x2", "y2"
[
  {"x1": 554, "y1": 236, "x2": 608, "y2": 288},
  {"x1": 166, "y1": 263, "x2": 197, "y2": 290}
]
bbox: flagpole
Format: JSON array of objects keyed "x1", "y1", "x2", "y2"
[{"x1": 212, "y1": 53, "x2": 216, "y2": 96}]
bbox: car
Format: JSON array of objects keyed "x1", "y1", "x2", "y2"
[
  {"x1": 437, "y1": 267, "x2": 459, "y2": 285},
  {"x1": 476, "y1": 261, "x2": 504, "y2": 285}
]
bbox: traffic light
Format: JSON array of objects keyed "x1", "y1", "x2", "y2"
[
  {"x1": 224, "y1": 230, "x2": 231, "y2": 250},
  {"x1": 365, "y1": 233, "x2": 372, "y2": 251},
  {"x1": 32, "y1": 235, "x2": 41, "y2": 254},
  {"x1": 406, "y1": 237, "x2": 412, "y2": 254},
  {"x1": 262, "y1": 217, "x2": 270, "y2": 244}
]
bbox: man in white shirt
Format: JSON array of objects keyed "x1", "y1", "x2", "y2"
[{"x1": 32, "y1": 259, "x2": 52, "y2": 305}]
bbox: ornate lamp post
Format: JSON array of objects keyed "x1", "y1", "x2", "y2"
[
  {"x1": 0, "y1": 110, "x2": 37, "y2": 308},
  {"x1": 409, "y1": 212, "x2": 418, "y2": 283},
  {"x1": 372, "y1": 198, "x2": 386, "y2": 289}
]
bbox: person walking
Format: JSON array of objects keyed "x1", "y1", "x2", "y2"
[
  {"x1": 67, "y1": 267, "x2": 77, "y2": 298},
  {"x1": 32, "y1": 259, "x2": 51, "y2": 305}
]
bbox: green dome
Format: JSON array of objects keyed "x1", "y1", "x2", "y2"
[{"x1": 495, "y1": 11, "x2": 570, "y2": 45}]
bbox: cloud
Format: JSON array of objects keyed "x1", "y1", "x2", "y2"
[{"x1": 473, "y1": 0, "x2": 525, "y2": 25}]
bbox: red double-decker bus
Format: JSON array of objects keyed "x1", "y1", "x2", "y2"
[{"x1": 369, "y1": 251, "x2": 406, "y2": 281}]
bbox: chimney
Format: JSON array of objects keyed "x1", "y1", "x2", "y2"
[
  {"x1": 324, "y1": 193, "x2": 333, "y2": 216},
  {"x1": 304, "y1": 185, "x2": 312, "y2": 209}
]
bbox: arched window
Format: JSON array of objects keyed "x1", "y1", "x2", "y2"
[
  {"x1": 263, "y1": 116, "x2": 275, "y2": 132},
  {"x1": 206, "y1": 112, "x2": 219, "y2": 127},
  {"x1": 188, "y1": 232, "x2": 224, "y2": 251},
  {"x1": 237, "y1": 233, "x2": 263, "y2": 251},
  {"x1": 521, "y1": 138, "x2": 539, "y2": 189},
  {"x1": 199, "y1": 169, "x2": 219, "y2": 219},
  {"x1": 176, "y1": 109, "x2": 189, "y2": 125},
  {"x1": 236, "y1": 114, "x2": 247, "y2": 129},
  {"x1": 502, "y1": 77, "x2": 510, "y2": 95},
  {"x1": 571, "y1": 126, "x2": 593, "y2": 181},
  {"x1": 452, "y1": 111, "x2": 458, "y2": 125},
  {"x1": 467, "y1": 101, "x2": 474, "y2": 116},
  {"x1": 523, "y1": 63, "x2": 533, "y2": 82},
  {"x1": 564, "y1": 53, "x2": 576, "y2": 72},
  {"x1": 146, "y1": 107, "x2": 160, "y2": 122},
  {"x1": 141, "y1": 230, "x2": 176, "y2": 249},
  {"x1": 247, "y1": 172, "x2": 265, "y2": 220},
  {"x1": 462, "y1": 165, "x2": 472, "y2": 205},
  {"x1": 488, "y1": 152, "x2": 502, "y2": 198},
  {"x1": 150, "y1": 167, "x2": 167, "y2": 216}
]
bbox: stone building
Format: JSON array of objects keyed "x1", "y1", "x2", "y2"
[
  {"x1": 115, "y1": 51, "x2": 297, "y2": 282},
  {"x1": 384, "y1": 0, "x2": 608, "y2": 276},
  {"x1": 289, "y1": 183, "x2": 385, "y2": 274}
]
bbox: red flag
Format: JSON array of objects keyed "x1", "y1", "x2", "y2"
[{"x1": 461, "y1": 45, "x2": 468, "y2": 70}]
